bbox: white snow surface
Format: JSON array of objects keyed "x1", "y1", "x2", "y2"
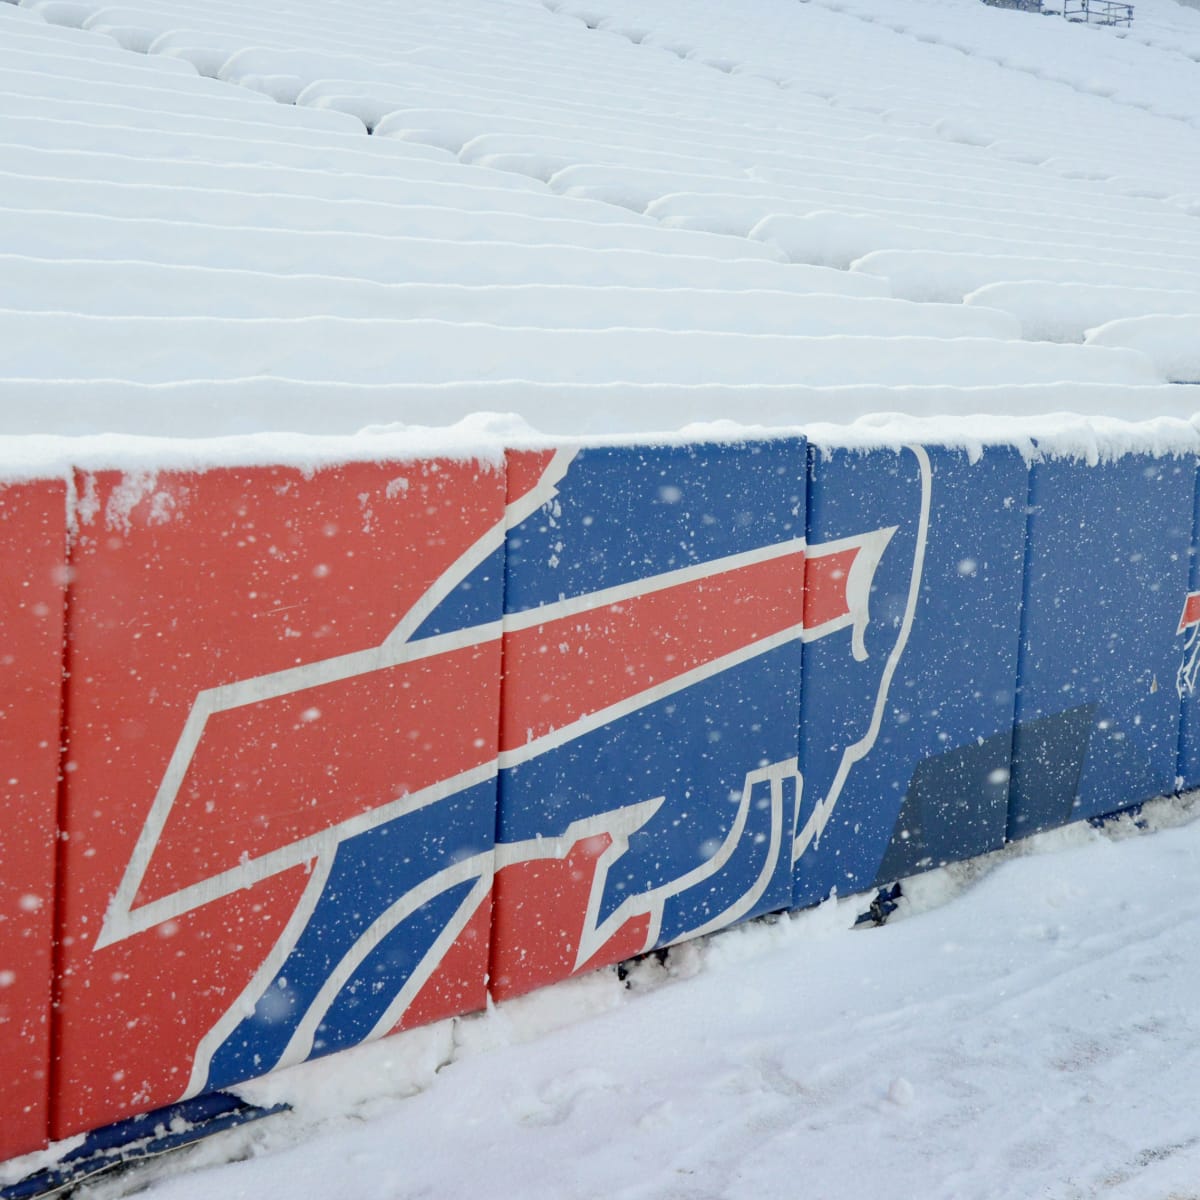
[
  {"x1": 4, "y1": 0, "x2": 1200, "y2": 445},
  {"x1": 36, "y1": 796, "x2": 1200, "y2": 1200},
  {"x1": 7, "y1": 2, "x2": 1200, "y2": 1191}
]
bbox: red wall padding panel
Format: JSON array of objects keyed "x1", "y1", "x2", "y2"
[
  {"x1": 0, "y1": 479, "x2": 68, "y2": 1161},
  {"x1": 52, "y1": 459, "x2": 505, "y2": 1137}
]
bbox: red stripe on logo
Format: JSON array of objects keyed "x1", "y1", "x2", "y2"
[
  {"x1": 135, "y1": 640, "x2": 503, "y2": 906},
  {"x1": 1180, "y1": 591, "x2": 1200, "y2": 633},
  {"x1": 499, "y1": 550, "x2": 812, "y2": 754},
  {"x1": 803, "y1": 547, "x2": 860, "y2": 632}
]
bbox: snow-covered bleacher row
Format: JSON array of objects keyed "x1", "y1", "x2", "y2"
[{"x1": 4, "y1": 0, "x2": 1200, "y2": 435}]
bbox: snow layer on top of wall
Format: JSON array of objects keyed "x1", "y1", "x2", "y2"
[
  {"x1": 0, "y1": 423, "x2": 510, "y2": 485},
  {"x1": 4, "y1": 406, "x2": 1199, "y2": 485},
  {"x1": 3, "y1": 0, "x2": 1200, "y2": 449},
  {"x1": 6, "y1": 378, "x2": 1200, "y2": 464},
  {"x1": 803, "y1": 411, "x2": 1200, "y2": 462}
]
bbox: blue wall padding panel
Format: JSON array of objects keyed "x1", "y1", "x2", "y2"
[
  {"x1": 794, "y1": 445, "x2": 1028, "y2": 908},
  {"x1": 1009, "y1": 454, "x2": 1196, "y2": 837},
  {"x1": 494, "y1": 439, "x2": 808, "y2": 988},
  {"x1": 1175, "y1": 460, "x2": 1200, "y2": 790}
]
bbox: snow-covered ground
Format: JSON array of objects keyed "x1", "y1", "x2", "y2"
[{"x1": 39, "y1": 796, "x2": 1200, "y2": 1200}]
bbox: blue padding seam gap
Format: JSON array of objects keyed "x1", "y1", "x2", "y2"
[
  {"x1": 1003, "y1": 448, "x2": 1038, "y2": 843},
  {"x1": 1175, "y1": 453, "x2": 1200, "y2": 793},
  {"x1": 791, "y1": 436, "x2": 809, "y2": 881}
]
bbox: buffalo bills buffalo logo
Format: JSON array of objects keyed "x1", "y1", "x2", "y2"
[{"x1": 90, "y1": 440, "x2": 929, "y2": 1101}]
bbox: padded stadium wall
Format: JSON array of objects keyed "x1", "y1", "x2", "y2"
[{"x1": 3, "y1": 431, "x2": 1198, "y2": 1160}]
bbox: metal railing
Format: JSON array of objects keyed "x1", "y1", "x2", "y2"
[{"x1": 1063, "y1": 0, "x2": 1134, "y2": 24}]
